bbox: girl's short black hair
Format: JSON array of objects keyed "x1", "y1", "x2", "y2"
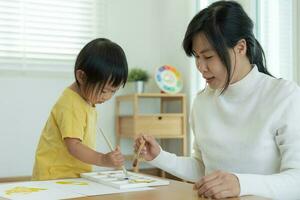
[
  {"x1": 183, "y1": 1, "x2": 273, "y2": 92},
  {"x1": 74, "y1": 38, "x2": 128, "y2": 91}
]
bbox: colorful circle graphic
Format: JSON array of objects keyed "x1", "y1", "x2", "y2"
[{"x1": 155, "y1": 65, "x2": 183, "y2": 93}]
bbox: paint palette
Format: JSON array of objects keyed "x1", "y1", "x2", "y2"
[
  {"x1": 80, "y1": 170, "x2": 169, "y2": 189},
  {"x1": 155, "y1": 65, "x2": 183, "y2": 94}
]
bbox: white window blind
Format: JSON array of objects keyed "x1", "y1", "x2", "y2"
[
  {"x1": 0, "y1": 0, "x2": 106, "y2": 72},
  {"x1": 257, "y1": 0, "x2": 294, "y2": 80}
]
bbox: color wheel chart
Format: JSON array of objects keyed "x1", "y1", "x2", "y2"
[{"x1": 155, "y1": 65, "x2": 183, "y2": 93}]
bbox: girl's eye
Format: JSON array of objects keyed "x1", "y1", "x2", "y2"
[
  {"x1": 102, "y1": 90, "x2": 115, "y2": 94},
  {"x1": 205, "y1": 56, "x2": 213, "y2": 59}
]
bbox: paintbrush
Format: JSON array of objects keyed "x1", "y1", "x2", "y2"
[
  {"x1": 132, "y1": 139, "x2": 145, "y2": 168},
  {"x1": 97, "y1": 127, "x2": 129, "y2": 178}
]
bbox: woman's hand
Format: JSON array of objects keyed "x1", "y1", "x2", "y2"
[
  {"x1": 134, "y1": 135, "x2": 161, "y2": 161},
  {"x1": 194, "y1": 170, "x2": 240, "y2": 199}
]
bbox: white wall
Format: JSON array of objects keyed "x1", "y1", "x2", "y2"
[
  {"x1": 0, "y1": 71, "x2": 73, "y2": 177},
  {"x1": 0, "y1": 0, "x2": 193, "y2": 177},
  {"x1": 155, "y1": 0, "x2": 194, "y2": 155}
]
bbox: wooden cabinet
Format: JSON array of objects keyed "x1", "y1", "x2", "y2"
[
  {"x1": 115, "y1": 93, "x2": 187, "y2": 175},
  {"x1": 118, "y1": 114, "x2": 184, "y2": 138}
]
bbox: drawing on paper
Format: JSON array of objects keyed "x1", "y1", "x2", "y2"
[
  {"x1": 56, "y1": 181, "x2": 89, "y2": 186},
  {"x1": 5, "y1": 186, "x2": 47, "y2": 195}
]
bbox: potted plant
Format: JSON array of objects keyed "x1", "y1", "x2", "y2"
[{"x1": 128, "y1": 68, "x2": 149, "y2": 93}]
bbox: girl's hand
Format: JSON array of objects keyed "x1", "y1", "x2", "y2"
[
  {"x1": 102, "y1": 146, "x2": 125, "y2": 167},
  {"x1": 134, "y1": 135, "x2": 161, "y2": 161},
  {"x1": 193, "y1": 170, "x2": 240, "y2": 199}
]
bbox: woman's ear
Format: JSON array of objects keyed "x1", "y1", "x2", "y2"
[
  {"x1": 234, "y1": 39, "x2": 247, "y2": 55},
  {"x1": 75, "y1": 69, "x2": 87, "y2": 85}
]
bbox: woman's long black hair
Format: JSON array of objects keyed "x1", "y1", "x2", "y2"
[{"x1": 183, "y1": 1, "x2": 273, "y2": 91}]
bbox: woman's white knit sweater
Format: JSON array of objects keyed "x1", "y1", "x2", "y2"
[{"x1": 149, "y1": 66, "x2": 300, "y2": 199}]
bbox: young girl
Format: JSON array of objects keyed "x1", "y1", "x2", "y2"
[
  {"x1": 32, "y1": 38, "x2": 128, "y2": 181},
  {"x1": 135, "y1": 1, "x2": 300, "y2": 199}
]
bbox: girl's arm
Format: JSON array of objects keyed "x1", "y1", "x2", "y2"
[{"x1": 64, "y1": 137, "x2": 124, "y2": 167}]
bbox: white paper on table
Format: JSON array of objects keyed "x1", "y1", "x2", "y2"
[
  {"x1": 0, "y1": 178, "x2": 153, "y2": 199},
  {"x1": 44, "y1": 178, "x2": 153, "y2": 196}
]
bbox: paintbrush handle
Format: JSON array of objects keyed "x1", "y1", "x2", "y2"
[
  {"x1": 136, "y1": 140, "x2": 145, "y2": 158},
  {"x1": 98, "y1": 127, "x2": 128, "y2": 176},
  {"x1": 133, "y1": 140, "x2": 145, "y2": 167},
  {"x1": 122, "y1": 166, "x2": 128, "y2": 176},
  {"x1": 98, "y1": 127, "x2": 114, "y2": 151}
]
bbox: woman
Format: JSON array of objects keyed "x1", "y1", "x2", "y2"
[{"x1": 134, "y1": 1, "x2": 300, "y2": 199}]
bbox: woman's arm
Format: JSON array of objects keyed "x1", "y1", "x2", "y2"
[
  {"x1": 148, "y1": 141, "x2": 205, "y2": 182},
  {"x1": 134, "y1": 134, "x2": 205, "y2": 182}
]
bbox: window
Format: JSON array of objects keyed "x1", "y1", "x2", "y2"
[
  {"x1": 257, "y1": 0, "x2": 294, "y2": 80},
  {"x1": 0, "y1": 0, "x2": 106, "y2": 72},
  {"x1": 193, "y1": 0, "x2": 296, "y2": 83}
]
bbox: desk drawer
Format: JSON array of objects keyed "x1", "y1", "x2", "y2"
[{"x1": 135, "y1": 115, "x2": 183, "y2": 136}]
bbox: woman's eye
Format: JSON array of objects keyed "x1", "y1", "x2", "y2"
[{"x1": 205, "y1": 56, "x2": 213, "y2": 59}]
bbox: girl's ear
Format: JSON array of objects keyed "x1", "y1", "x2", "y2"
[
  {"x1": 234, "y1": 39, "x2": 247, "y2": 55},
  {"x1": 75, "y1": 69, "x2": 87, "y2": 85}
]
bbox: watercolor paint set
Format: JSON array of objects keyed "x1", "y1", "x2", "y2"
[{"x1": 81, "y1": 170, "x2": 170, "y2": 189}]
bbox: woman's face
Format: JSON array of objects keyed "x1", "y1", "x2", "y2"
[{"x1": 192, "y1": 33, "x2": 228, "y2": 89}]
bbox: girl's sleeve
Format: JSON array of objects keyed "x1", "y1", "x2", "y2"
[
  {"x1": 235, "y1": 89, "x2": 300, "y2": 199},
  {"x1": 53, "y1": 106, "x2": 86, "y2": 141}
]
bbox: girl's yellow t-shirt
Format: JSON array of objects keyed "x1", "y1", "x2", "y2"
[{"x1": 32, "y1": 88, "x2": 97, "y2": 181}]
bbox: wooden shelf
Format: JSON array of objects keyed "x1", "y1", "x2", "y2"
[
  {"x1": 118, "y1": 134, "x2": 185, "y2": 139},
  {"x1": 119, "y1": 115, "x2": 184, "y2": 137},
  {"x1": 117, "y1": 93, "x2": 185, "y2": 99},
  {"x1": 115, "y1": 93, "x2": 187, "y2": 176},
  {"x1": 118, "y1": 113, "x2": 184, "y2": 117}
]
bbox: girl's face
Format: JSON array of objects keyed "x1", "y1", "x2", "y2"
[
  {"x1": 192, "y1": 33, "x2": 228, "y2": 89},
  {"x1": 85, "y1": 83, "x2": 119, "y2": 105},
  {"x1": 75, "y1": 70, "x2": 120, "y2": 105},
  {"x1": 92, "y1": 83, "x2": 119, "y2": 104}
]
